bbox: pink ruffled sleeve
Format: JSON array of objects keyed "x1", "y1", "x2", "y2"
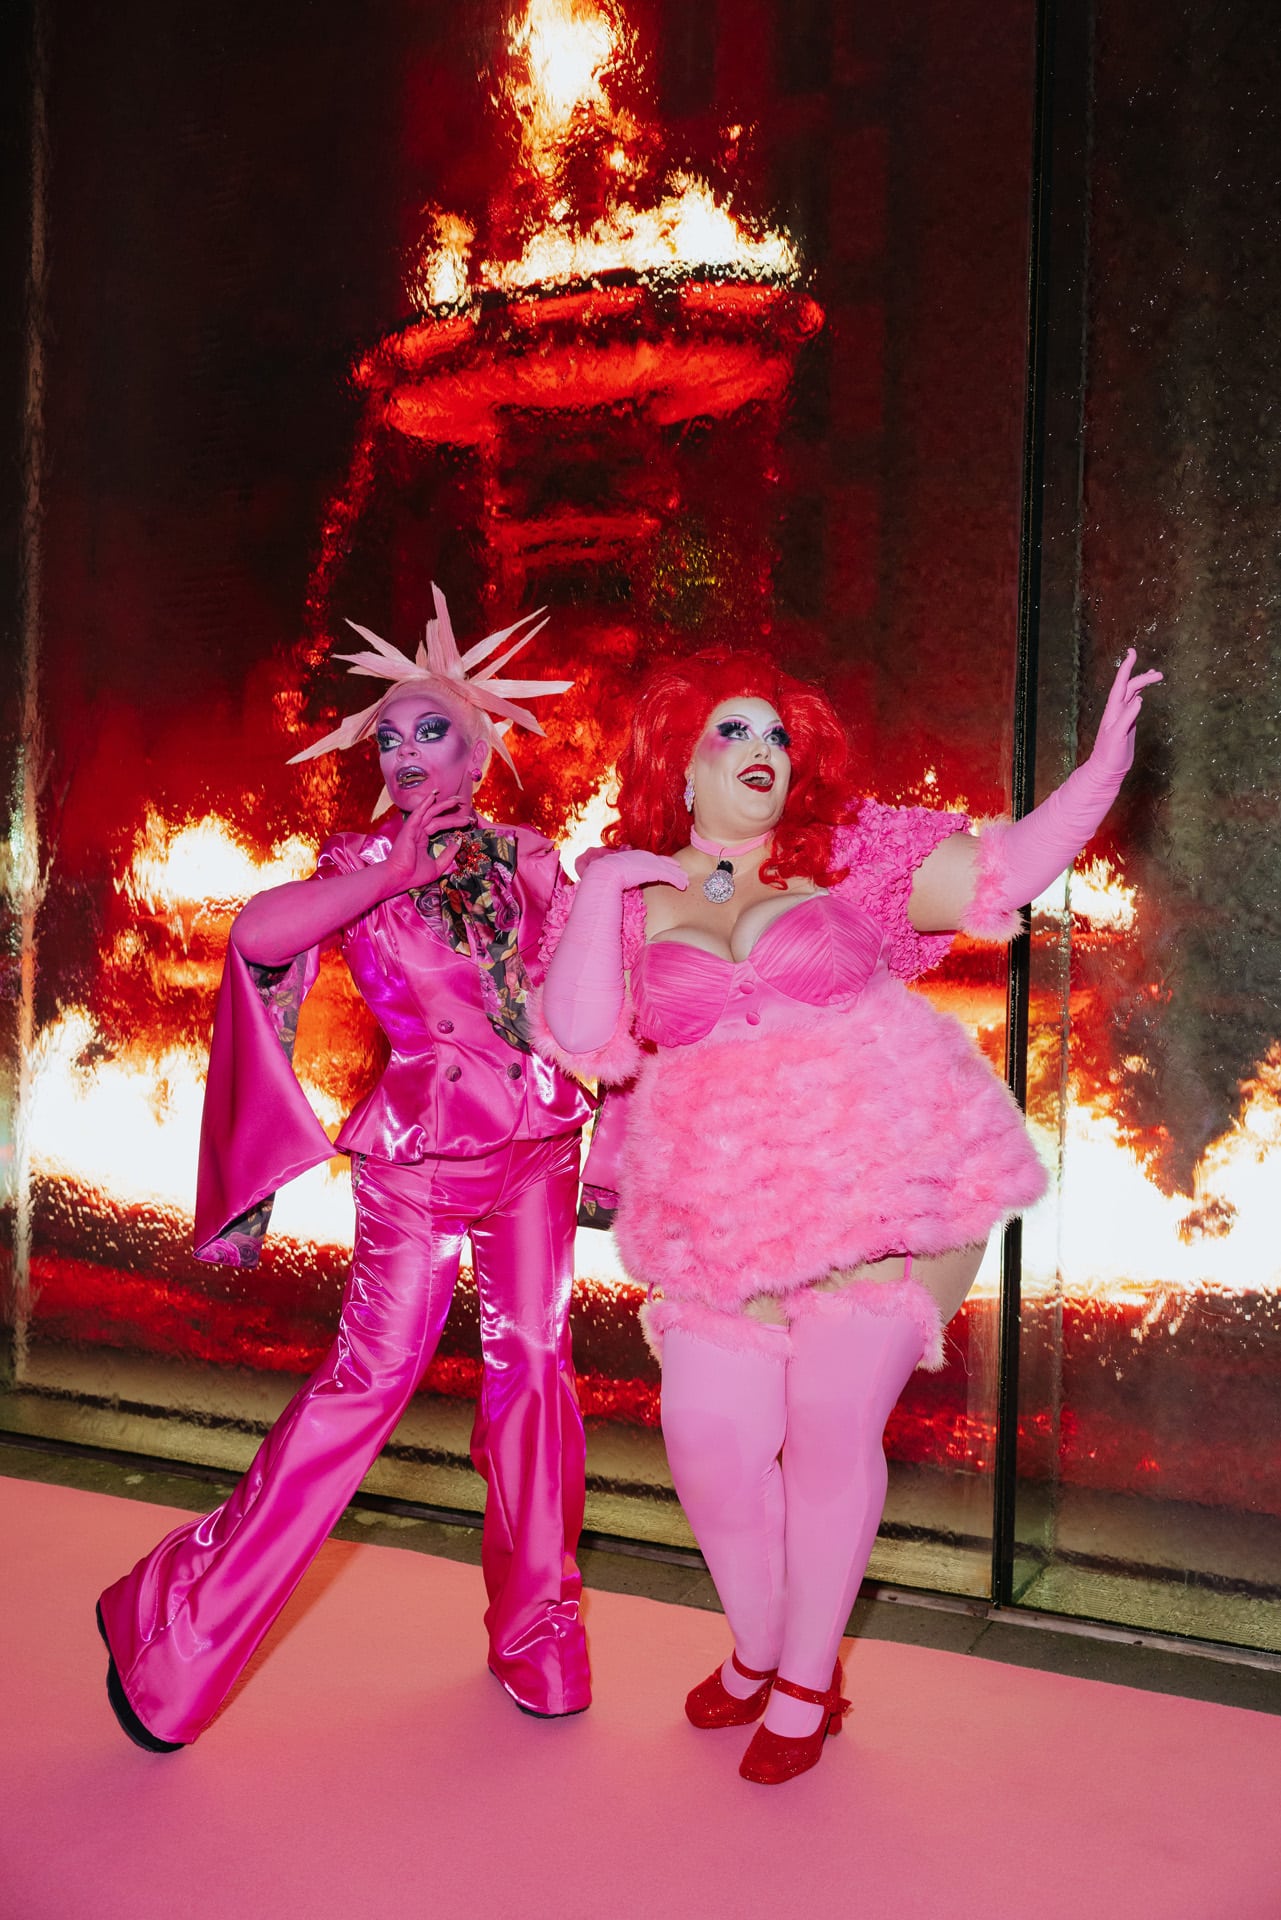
[
  {"x1": 833, "y1": 798, "x2": 971, "y2": 981},
  {"x1": 534, "y1": 865, "x2": 576, "y2": 977},
  {"x1": 620, "y1": 885, "x2": 647, "y2": 968},
  {"x1": 534, "y1": 854, "x2": 647, "y2": 977}
]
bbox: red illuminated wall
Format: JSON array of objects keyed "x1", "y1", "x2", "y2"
[{"x1": 6, "y1": 0, "x2": 1037, "y2": 1482}]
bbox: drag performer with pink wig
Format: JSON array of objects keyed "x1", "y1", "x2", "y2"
[
  {"x1": 539, "y1": 645, "x2": 1160, "y2": 1784},
  {"x1": 97, "y1": 588, "x2": 596, "y2": 1748}
]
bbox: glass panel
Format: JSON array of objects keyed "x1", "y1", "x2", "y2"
[
  {"x1": 2, "y1": 0, "x2": 1037, "y2": 1603},
  {"x1": 1016, "y1": 0, "x2": 1281, "y2": 1650}
]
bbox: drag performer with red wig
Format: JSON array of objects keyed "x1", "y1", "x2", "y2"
[
  {"x1": 539, "y1": 644, "x2": 1160, "y2": 1784},
  {"x1": 96, "y1": 588, "x2": 596, "y2": 1748}
]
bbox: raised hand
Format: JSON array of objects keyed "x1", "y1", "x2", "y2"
[
  {"x1": 576, "y1": 848, "x2": 689, "y2": 892},
  {"x1": 380, "y1": 791, "x2": 475, "y2": 895},
  {"x1": 541, "y1": 847, "x2": 683, "y2": 1056},
  {"x1": 917, "y1": 646, "x2": 1166, "y2": 935},
  {"x1": 1088, "y1": 648, "x2": 1164, "y2": 778}
]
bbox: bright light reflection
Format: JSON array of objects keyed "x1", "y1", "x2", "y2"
[
  {"x1": 509, "y1": 0, "x2": 617, "y2": 134},
  {"x1": 26, "y1": 1005, "x2": 635, "y2": 1285},
  {"x1": 408, "y1": 0, "x2": 799, "y2": 307},
  {"x1": 1032, "y1": 855, "x2": 1137, "y2": 931},
  {"x1": 1021, "y1": 1095, "x2": 1281, "y2": 1306},
  {"x1": 555, "y1": 773, "x2": 619, "y2": 877},
  {"x1": 489, "y1": 181, "x2": 799, "y2": 292},
  {"x1": 125, "y1": 809, "x2": 314, "y2": 912},
  {"x1": 31, "y1": 795, "x2": 1281, "y2": 1312}
]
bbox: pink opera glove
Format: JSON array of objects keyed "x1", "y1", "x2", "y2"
[
  {"x1": 970, "y1": 648, "x2": 1163, "y2": 930},
  {"x1": 541, "y1": 850, "x2": 687, "y2": 1055}
]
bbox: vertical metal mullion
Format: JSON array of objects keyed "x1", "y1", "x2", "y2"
[
  {"x1": 991, "y1": 0, "x2": 1060, "y2": 1610},
  {"x1": 9, "y1": 0, "x2": 50, "y2": 1394}
]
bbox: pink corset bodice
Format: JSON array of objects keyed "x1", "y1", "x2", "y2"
[{"x1": 631, "y1": 893, "x2": 886, "y2": 1048}]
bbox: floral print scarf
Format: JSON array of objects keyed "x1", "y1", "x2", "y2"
[{"x1": 414, "y1": 826, "x2": 532, "y2": 1053}]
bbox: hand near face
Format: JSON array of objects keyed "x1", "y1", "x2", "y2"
[
  {"x1": 381, "y1": 790, "x2": 474, "y2": 895},
  {"x1": 578, "y1": 849, "x2": 690, "y2": 893},
  {"x1": 1088, "y1": 648, "x2": 1164, "y2": 778}
]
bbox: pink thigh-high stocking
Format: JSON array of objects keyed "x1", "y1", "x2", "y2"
[
  {"x1": 765, "y1": 1273, "x2": 940, "y2": 1738},
  {"x1": 659, "y1": 1319, "x2": 789, "y2": 1687}
]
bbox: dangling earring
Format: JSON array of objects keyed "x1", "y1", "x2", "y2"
[{"x1": 683, "y1": 777, "x2": 695, "y2": 811}]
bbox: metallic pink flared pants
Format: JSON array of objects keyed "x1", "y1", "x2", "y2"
[{"x1": 97, "y1": 1132, "x2": 589, "y2": 1744}]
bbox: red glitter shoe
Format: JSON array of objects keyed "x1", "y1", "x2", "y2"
[
  {"x1": 738, "y1": 1664, "x2": 850, "y2": 1784},
  {"x1": 684, "y1": 1652, "x2": 778, "y2": 1729}
]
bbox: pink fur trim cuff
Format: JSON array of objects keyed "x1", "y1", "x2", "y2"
[
  {"x1": 785, "y1": 1276, "x2": 946, "y2": 1372},
  {"x1": 640, "y1": 1296, "x2": 790, "y2": 1365},
  {"x1": 959, "y1": 820, "x2": 1027, "y2": 943},
  {"x1": 526, "y1": 984, "x2": 644, "y2": 1088}
]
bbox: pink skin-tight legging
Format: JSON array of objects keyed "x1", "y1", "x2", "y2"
[
  {"x1": 660, "y1": 1250, "x2": 980, "y2": 1740},
  {"x1": 97, "y1": 1132, "x2": 589, "y2": 1744}
]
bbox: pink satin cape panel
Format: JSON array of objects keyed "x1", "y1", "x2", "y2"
[{"x1": 193, "y1": 942, "x2": 335, "y2": 1261}]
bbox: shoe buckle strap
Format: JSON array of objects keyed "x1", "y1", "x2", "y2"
[
  {"x1": 730, "y1": 1652, "x2": 778, "y2": 1684},
  {"x1": 772, "y1": 1674, "x2": 850, "y2": 1713}
]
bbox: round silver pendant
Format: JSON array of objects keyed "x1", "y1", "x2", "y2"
[{"x1": 702, "y1": 865, "x2": 735, "y2": 904}]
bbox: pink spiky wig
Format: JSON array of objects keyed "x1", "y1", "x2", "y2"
[{"x1": 288, "y1": 583, "x2": 572, "y2": 815}]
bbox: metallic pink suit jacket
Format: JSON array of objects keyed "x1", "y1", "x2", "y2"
[{"x1": 194, "y1": 820, "x2": 593, "y2": 1258}]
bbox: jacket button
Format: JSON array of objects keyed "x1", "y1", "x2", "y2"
[
  {"x1": 437, "y1": 1019, "x2": 455, "y2": 1034},
  {"x1": 507, "y1": 1062, "x2": 522, "y2": 1079},
  {"x1": 445, "y1": 1066, "x2": 462, "y2": 1082},
  {"x1": 746, "y1": 1010, "x2": 761, "y2": 1026}
]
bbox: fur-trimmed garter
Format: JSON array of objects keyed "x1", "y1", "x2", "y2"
[
  {"x1": 640, "y1": 1295, "x2": 790, "y2": 1365},
  {"x1": 786, "y1": 1275, "x2": 946, "y2": 1372},
  {"x1": 526, "y1": 984, "x2": 644, "y2": 1088},
  {"x1": 959, "y1": 820, "x2": 1027, "y2": 943}
]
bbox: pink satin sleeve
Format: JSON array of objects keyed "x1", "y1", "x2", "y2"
[{"x1": 193, "y1": 942, "x2": 335, "y2": 1263}]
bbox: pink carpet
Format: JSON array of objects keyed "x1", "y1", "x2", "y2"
[{"x1": 1, "y1": 1475, "x2": 1278, "y2": 1920}]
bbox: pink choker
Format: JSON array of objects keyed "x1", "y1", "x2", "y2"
[
  {"x1": 688, "y1": 827, "x2": 771, "y2": 903},
  {"x1": 689, "y1": 828, "x2": 771, "y2": 858}
]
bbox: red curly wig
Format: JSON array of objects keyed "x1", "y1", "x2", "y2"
[{"x1": 603, "y1": 649, "x2": 852, "y2": 888}]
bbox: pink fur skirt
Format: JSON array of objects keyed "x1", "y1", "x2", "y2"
[{"x1": 615, "y1": 974, "x2": 1047, "y2": 1313}]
